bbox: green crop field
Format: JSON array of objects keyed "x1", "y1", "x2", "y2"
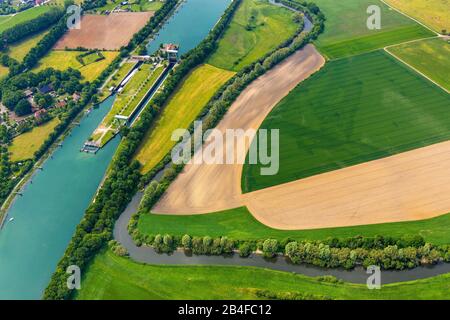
[
  {"x1": 385, "y1": 0, "x2": 449, "y2": 33},
  {"x1": 207, "y1": 0, "x2": 298, "y2": 71},
  {"x1": 387, "y1": 38, "x2": 450, "y2": 91},
  {"x1": 0, "y1": 65, "x2": 8, "y2": 79},
  {"x1": 75, "y1": 250, "x2": 450, "y2": 300},
  {"x1": 6, "y1": 28, "x2": 50, "y2": 62},
  {"x1": 311, "y1": 0, "x2": 434, "y2": 59},
  {"x1": 139, "y1": 207, "x2": 450, "y2": 245},
  {"x1": 135, "y1": 64, "x2": 235, "y2": 173},
  {"x1": 0, "y1": 5, "x2": 54, "y2": 33},
  {"x1": 9, "y1": 118, "x2": 60, "y2": 161},
  {"x1": 33, "y1": 50, "x2": 119, "y2": 82},
  {"x1": 243, "y1": 50, "x2": 450, "y2": 192}
]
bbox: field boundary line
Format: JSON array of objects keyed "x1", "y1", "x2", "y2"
[
  {"x1": 380, "y1": 0, "x2": 440, "y2": 36},
  {"x1": 384, "y1": 47, "x2": 450, "y2": 94}
]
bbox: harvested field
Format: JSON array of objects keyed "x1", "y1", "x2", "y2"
[
  {"x1": 243, "y1": 140, "x2": 450, "y2": 230},
  {"x1": 54, "y1": 12, "x2": 154, "y2": 50},
  {"x1": 153, "y1": 45, "x2": 325, "y2": 213}
]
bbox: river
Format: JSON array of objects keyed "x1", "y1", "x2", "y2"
[{"x1": 0, "y1": 0, "x2": 231, "y2": 300}]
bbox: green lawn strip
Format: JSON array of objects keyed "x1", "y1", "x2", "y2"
[
  {"x1": 139, "y1": 207, "x2": 450, "y2": 245},
  {"x1": 75, "y1": 249, "x2": 450, "y2": 300},
  {"x1": 310, "y1": 0, "x2": 434, "y2": 59},
  {"x1": 135, "y1": 64, "x2": 235, "y2": 173},
  {"x1": 386, "y1": 37, "x2": 450, "y2": 91},
  {"x1": 0, "y1": 5, "x2": 54, "y2": 33},
  {"x1": 207, "y1": 0, "x2": 298, "y2": 71},
  {"x1": 243, "y1": 50, "x2": 450, "y2": 192}
]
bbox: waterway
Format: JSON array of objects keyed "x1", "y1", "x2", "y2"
[
  {"x1": 146, "y1": 0, "x2": 232, "y2": 55},
  {"x1": 0, "y1": 0, "x2": 233, "y2": 300},
  {"x1": 0, "y1": 96, "x2": 120, "y2": 299}
]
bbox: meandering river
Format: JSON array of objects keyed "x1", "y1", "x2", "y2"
[{"x1": 0, "y1": 0, "x2": 231, "y2": 300}]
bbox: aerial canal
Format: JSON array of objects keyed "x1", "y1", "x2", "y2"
[{"x1": 0, "y1": 0, "x2": 231, "y2": 299}]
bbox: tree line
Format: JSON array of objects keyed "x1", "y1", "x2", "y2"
[{"x1": 0, "y1": 7, "x2": 64, "y2": 49}]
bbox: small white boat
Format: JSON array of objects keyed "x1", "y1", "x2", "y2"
[{"x1": 9, "y1": 217, "x2": 14, "y2": 222}]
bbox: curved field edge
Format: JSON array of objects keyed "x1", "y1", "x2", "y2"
[
  {"x1": 138, "y1": 206, "x2": 450, "y2": 245},
  {"x1": 242, "y1": 50, "x2": 450, "y2": 192},
  {"x1": 75, "y1": 250, "x2": 450, "y2": 300},
  {"x1": 135, "y1": 64, "x2": 235, "y2": 173},
  {"x1": 386, "y1": 37, "x2": 450, "y2": 91}
]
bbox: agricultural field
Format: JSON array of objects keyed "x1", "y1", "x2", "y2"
[
  {"x1": 89, "y1": 0, "x2": 163, "y2": 13},
  {"x1": 243, "y1": 50, "x2": 450, "y2": 192},
  {"x1": 312, "y1": 0, "x2": 434, "y2": 59},
  {"x1": 139, "y1": 206, "x2": 450, "y2": 245},
  {"x1": 75, "y1": 250, "x2": 450, "y2": 300},
  {"x1": 384, "y1": 0, "x2": 449, "y2": 33},
  {"x1": 0, "y1": 5, "x2": 54, "y2": 33},
  {"x1": 207, "y1": 0, "x2": 299, "y2": 71},
  {"x1": 54, "y1": 12, "x2": 154, "y2": 51},
  {"x1": 387, "y1": 37, "x2": 450, "y2": 91},
  {"x1": 135, "y1": 64, "x2": 235, "y2": 172},
  {"x1": 8, "y1": 118, "x2": 60, "y2": 161},
  {"x1": 5, "y1": 28, "x2": 51, "y2": 62},
  {"x1": 33, "y1": 50, "x2": 119, "y2": 82}
]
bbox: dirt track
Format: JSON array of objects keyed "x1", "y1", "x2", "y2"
[
  {"x1": 153, "y1": 45, "x2": 326, "y2": 214},
  {"x1": 54, "y1": 13, "x2": 154, "y2": 51}
]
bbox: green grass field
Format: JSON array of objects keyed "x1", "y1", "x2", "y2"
[
  {"x1": 139, "y1": 207, "x2": 450, "y2": 245},
  {"x1": 311, "y1": 0, "x2": 434, "y2": 59},
  {"x1": 207, "y1": 0, "x2": 298, "y2": 71},
  {"x1": 6, "y1": 28, "x2": 50, "y2": 62},
  {"x1": 0, "y1": 65, "x2": 8, "y2": 79},
  {"x1": 75, "y1": 250, "x2": 450, "y2": 300},
  {"x1": 135, "y1": 64, "x2": 235, "y2": 173},
  {"x1": 0, "y1": 5, "x2": 54, "y2": 33},
  {"x1": 387, "y1": 38, "x2": 450, "y2": 91},
  {"x1": 243, "y1": 50, "x2": 450, "y2": 192},
  {"x1": 8, "y1": 118, "x2": 60, "y2": 161},
  {"x1": 33, "y1": 50, "x2": 119, "y2": 82},
  {"x1": 385, "y1": 0, "x2": 449, "y2": 33}
]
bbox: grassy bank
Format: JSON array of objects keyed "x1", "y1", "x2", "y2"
[
  {"x1": 139, "y1": 207, "x2": 450, "y2": 245},
  {"x1": 75, "y1": 250, "x2": 450, "y2": 300},
  {"x1": 243, "y1": 50, "x2": 450, "y2": 192}
]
